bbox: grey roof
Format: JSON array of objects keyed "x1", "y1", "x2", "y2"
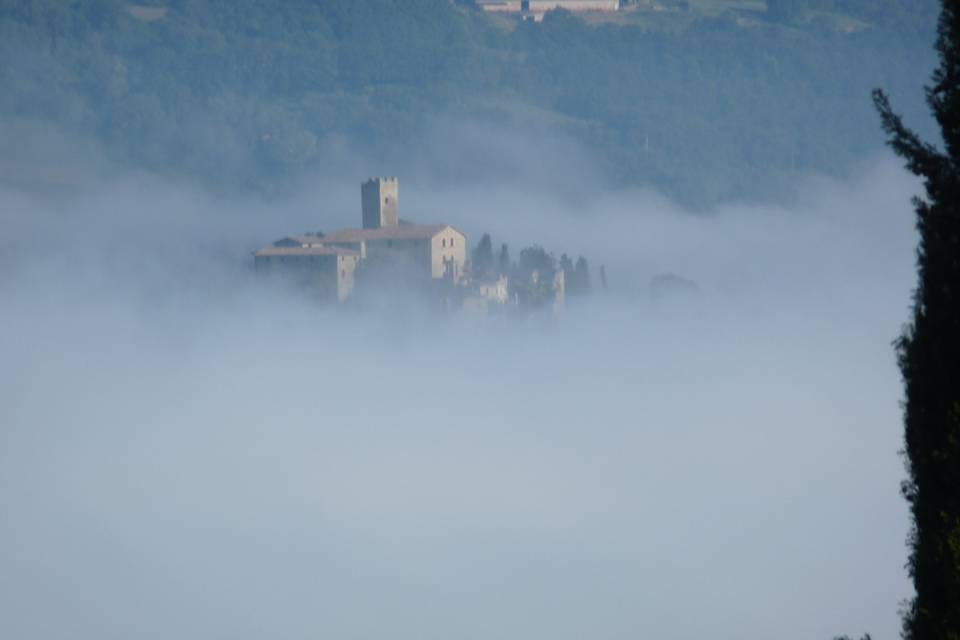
[
  {"x1": 258, "y1": 223, "x2": 465, "y2": 258},
  {"x1": 255, "y1": 245, "x2": 359, "y2": 257},
  {"x1": 319, "y1": 224, "x2": 458, "y2": 244}
]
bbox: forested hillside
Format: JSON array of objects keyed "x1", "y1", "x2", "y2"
[{"x1": 0, "y1": 0, "x2": 940, "y2": 204}]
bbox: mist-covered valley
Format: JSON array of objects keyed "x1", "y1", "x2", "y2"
[
  {"x1": 0, "y1": 145, "x2": 918, "y2": 638},
  {"x1": 1, "y1": 0, "x2": 943, "y2": 638}
]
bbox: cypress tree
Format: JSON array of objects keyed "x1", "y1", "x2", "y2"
[
  {"x1": 472, "y1": 233, "x2": 494, "y2": 279},
  {"x1": 873, "y1": 1, "x2": 960, "y2": 637},
  {"x1": 559, "y1": 253, "x2": 575, "y2": 292},
  {"x1": 498, "y1": 243, "x2": 511, "y2": 276},
  {"x1": 574, "y1": 256, "x2": 592, "y2": 295}
]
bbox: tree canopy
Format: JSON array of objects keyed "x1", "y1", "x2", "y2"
[
  {"x1": 873, "y1": 0, "x2": 960, "y2": 637},
  {"x1": 0, "y1": 0, "x2": 941, "y2": 204}
]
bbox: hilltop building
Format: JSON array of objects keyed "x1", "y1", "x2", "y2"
[
  {"x1": 478, "y1": 275, "x2": 510, "y2": 304},
  {"x1": 254, "y1": 178, "x2": 467, "y2": 300},
  {"x1": 254, "y1": 178, "x2": 572, "y2": 314},
  {"x1": 477, "y1": 0, "x2": 620, "y2": 21}
]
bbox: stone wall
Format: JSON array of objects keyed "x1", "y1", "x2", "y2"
[
  {"x1": 361, "y1": 177, "x2": 399, "y2": 229},
  {"x1": 431, "y1": 227, "x2": 467, "y2": 281}
]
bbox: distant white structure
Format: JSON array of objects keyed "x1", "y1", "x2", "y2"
[
  {"x1": 477, "y1": 0, "x2": 620, "y2": 21},
  {"x1": 478, "y1": 275, "x2": 509, "y2": 304},
  {"x1": 553, "y1": 268, "x2": 565, "y2": 311}
]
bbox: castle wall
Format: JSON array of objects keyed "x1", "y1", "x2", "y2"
[
  {"x1": 336, "y1": 254, "x2": 360, "y2": 301},
  {"x1": 357, "y1": 226, "x2": 465, "y2": 281},
  {"x1": 254, "y1": 253, "x2": 341, "y2": 298},
  {"x1": 430, "y1": 227, "x2": 467, "y2": 281},
  {"x1": 365, "y1": 237, "x2": 433, "y2": 279}
]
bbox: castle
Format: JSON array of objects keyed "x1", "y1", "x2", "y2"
[{"x1": 254, "y1": 178, "x2": 467, "y2": 301}]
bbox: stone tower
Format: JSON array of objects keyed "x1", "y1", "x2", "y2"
[{"x1": 361, "y1": 177, "x2": 399, "y2": 229}]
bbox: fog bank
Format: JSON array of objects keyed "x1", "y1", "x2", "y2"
[{"x1": 0, "y1": 156, "x2": 917, "y2": 640}]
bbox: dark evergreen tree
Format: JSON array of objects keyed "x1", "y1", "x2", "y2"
[
  {"x1": 498, "y1": 243, "x2": 511, "y2": 276},
  {"x1": 472, "y1": 233, "x2": 494, "y2": 279},
  {"x1": 573, "y1": 256, "x2": 591, "y2": 295},
  {"x1": 559, "y1": 253, "x2": 575, "y2": 290},
  {"x1": 873, "y1": 1, "x2": 960, "y2": 638},
  {"x1": 515, "y1": 245, "x2": 557, "y2": 308},
  {"x1": 518, "y1": 245, "x2": 555, "y2": 279}
]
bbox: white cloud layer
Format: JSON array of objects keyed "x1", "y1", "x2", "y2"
[{"x1": 0, "y1": 153, "x2": 918, "y2": 640}]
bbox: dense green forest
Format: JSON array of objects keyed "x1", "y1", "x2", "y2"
[{"x1": 0, "y1": 0, "x2": 940, "y2": 204}]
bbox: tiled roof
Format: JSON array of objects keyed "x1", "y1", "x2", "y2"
[
  {"x1": 259, "y1": 223, "x2": 464, "y2": 257},
  {"x1": 255, "y1": 245, "x2": 359, "y2": 257},
  {"x1": 320, "y1": 224, "x2": 454, "y2": 243}
]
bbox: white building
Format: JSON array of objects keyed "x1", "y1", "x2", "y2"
[{"x1": 477, "y1": 0, "x2": 620, "y2": 21}]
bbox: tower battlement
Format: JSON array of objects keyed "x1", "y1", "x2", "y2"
[{"x1": 361, "y1": 177, "x2": 399, "y2": 229}]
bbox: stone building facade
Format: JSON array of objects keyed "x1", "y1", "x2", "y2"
[
  {"x1": 361, "y1": 176, "x2": 399, "y2": 229},
  {"x1": 253, "y1": 244, "x2": 359, "y2": 301},
  {"x1": 254, "y1": 178, "x2": 467, "y2": 300}
]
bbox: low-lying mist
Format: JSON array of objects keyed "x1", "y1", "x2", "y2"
[{"x1": 0, "y1": 149, "x2": 917, "y2": 640}]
